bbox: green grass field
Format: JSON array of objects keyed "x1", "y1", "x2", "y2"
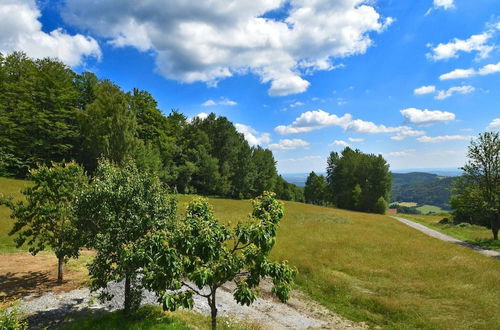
[
  {"x1": 397, "y1": 214, "x2": 500, "y2": 252},
  {"x1": 416, "y1": 204, "x2": 445, "y2": 214},
  {"x1": 0, "y1": 177, "x2": 31, "y2": 253},
  {"x1": 2, "y1": 178, "x2": 500, "y2": 329}
]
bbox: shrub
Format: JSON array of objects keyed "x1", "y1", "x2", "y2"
[{"x1": 0, "y1": 307, "x2": 28, "y2": 330}]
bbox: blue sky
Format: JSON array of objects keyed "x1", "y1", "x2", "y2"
[{"x1": 1, "y1": 0, "x2": 499, "y2": 174}]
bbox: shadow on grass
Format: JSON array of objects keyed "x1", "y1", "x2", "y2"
[
  {"x1": 0, "y1": 271, "x2": 66, "y2": 301},
  {"x1": 26, "y1": 300, "x2": 107, "y2": 330}
]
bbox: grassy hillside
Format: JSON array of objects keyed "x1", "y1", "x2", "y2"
[
  {"x1": 0, "y1": 177, "x2": 31, "y2": 253},
  {"x1": 2, "y1": 178, "x2": 500, "y2": 329},
  {"x1": 397, "y1": 214, "x2": 500, "y2": 252},
  {"x1": 176, "y1": 195, "x2": 500, "y2": 329}
]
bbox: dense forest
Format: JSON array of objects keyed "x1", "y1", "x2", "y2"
[
  {"x1": 304, "y1": 147, "x2": 392, "y2": 214},
  {"x1": 390, "y1": 173, "x2": 456, "y2": 209},
  {"x1": 0, "y1": 52, "x2": 303, "y2": 201}
]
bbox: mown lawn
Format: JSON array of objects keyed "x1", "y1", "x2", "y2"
[
  {"x1": 2, "y1": 178, "x2": 500, "y2": 329},
  {"x1": 397, "y1": 213, "x2": 500, "y2": 252}
]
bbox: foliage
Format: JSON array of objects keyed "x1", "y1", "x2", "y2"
[
  {"x1": 304, "y1": 171, "x2": 328, "y2": 205},
  {"x1": 0, "y1": 52, "x2": 302, "y2": 201},
  {"x1": 75, "y1": 159, "x2": 177, "y2": 314},
  {"x1": 1, "y1": 161, "x2": 87, "y2": 281},
  {"x1": 326, "y1": 147, "x2": 391, "y2": 213},
  {"x1": 0, "y1": 306, "x2": 28, "y2": 330},
  {"x1": 373, "y1": 196, "x2": 387, "y2": 215},
  {"x1": 134, "y1": 192, "x2": 296, "y2": 329},
  {"x1": 452, "y1": 132, "x2": 499, "y2": 239},
  {"x1": 274, "y1": 175, "x2": 304, "y2": 202}
]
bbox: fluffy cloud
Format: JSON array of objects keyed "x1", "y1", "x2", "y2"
[
  {"x1": 275, "y1": 109, "x2": 424, "y2": 140},
  {"x1": 235, "y1": 123, "x2": 271, "y2": 146},
  {"x1": 440, "y1": 62, "x2": 500, "y2": 80},
  {"x1": 433, "y1": 0, "x2": 455, "y2": 10},
  {"x1": 414, "y1": 85, "x2": 436, "y2": 95},
  {"x1": 426, "y1": 25, "x2": 498, "y2": 61},
  {"x1": 329, "y1": 140, "x2": 349, "y2": 147},
  {"x1": 62, "y1": 0, "x2": 392, "y2": 96},
  {"x1": 275, "y1": 110, "x2": 352, "y2": 134},
  {"x1": 202, "y1": 97, "x2": 237, "y2": 106},
  {"x1": 435, "y1": 85, "x2": 475, "y2": 100},
  {"x1": 400, "y1": 108, "x2": 455, "y2": 125},
  {"x1": 348, "y1": 137, "x2": 364, "y2": 142},
  {"x1": 268, "y1": 138, "x2": 309, "y2": 150},
  {"x1": 417, "y1": 135, "x2": 472, "y2": 143},
  {"x1": 0, "y1": 0, "x2": 101, "y2": 67},
  {"x1": 486, "y1": 118, "x2": 500, "y2": 131}
]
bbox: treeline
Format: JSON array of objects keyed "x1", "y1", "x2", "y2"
[
  {"x1": 304, "y1": 147, "x2": 391, "y2": 214},
  {"x1": 0, "y1": 52, "x2": 303, "y2": 201}
]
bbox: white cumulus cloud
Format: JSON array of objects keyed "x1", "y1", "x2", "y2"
[
  {"x1": 0, "y1": 0, "x2": 101, "y2": 67},
  {"x1": 414, "y1": 85, "x2": 436, "y2": 95},
  {"x1": 235, "y1": 123, "x2": 271, "y2": 147},
  {"x1": 433, "y1": 0, "x2": 455, "y2": 10},
  {"x1": 275, "y1": 109, "x2": 424, "y2": 140},
  {"x1": 417, "y1": 135, "x2": 472, "y2": 143},
  {"x1": 426, "y1": 25, "x2": 498, "y2": 61},
  {"x1": 268, "y1": 138, "x2": 309, "y2": 150},
  {"x1": 440, "y1": 62, "x2": 500, "y2": 80},
  {"x1": 329, "y1": 140, "x2": 349, "y2": 147},
  {"x1": 435, "y1": 85, "x2": 475, "y2": 100},
  {"x1": 486, "y1": 118, "x2": 500, "y2": 131},
  {"x1": 348, "y1": 137, "x2": 364, "y2": 142},
  {"x1": 62, "y1": 0, "x2": 392, "y2": 96},
  {"x1": 400, "y1": 108, "x2": 455, "y2": 125}
]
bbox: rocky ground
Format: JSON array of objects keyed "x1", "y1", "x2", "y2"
[{"x1": 16, "y1": 279, "x2": 366, "y2": 329}]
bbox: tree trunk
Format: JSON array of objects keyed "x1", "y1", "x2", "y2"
[
  {"x1": 124, "y1": 274, "x2": 131, "y2": 315},
  {"x1": 210, "y1": 290, "x2": 217, "y2": 330},
  {"x1": 57, "y1": 257, "x2": 64, "y2": 283}
]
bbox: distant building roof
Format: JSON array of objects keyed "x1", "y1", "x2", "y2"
[{"x1": 387, "y1": 208, "x2": 397, "y2": 214}]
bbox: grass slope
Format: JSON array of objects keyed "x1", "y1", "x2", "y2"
[
  {"x1": 0, "y1": 177, "x2": 31, "y2": 253},
  {"x1": 177, "y1": 196, "x2": 500, "y2": 329},
  {"x1": 398, "y1": 214, "x2": 500, "y2": 252},
  {"x1": 2, "y1": 178, "x2": 499, "y2": 329}
]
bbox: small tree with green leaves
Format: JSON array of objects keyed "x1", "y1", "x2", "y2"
[
  {"x1": 134, "y1": 192, "x2": 296, "y2": 330},
  {"x1": 1, "y1": 161, "x2": 87, "y2": 282},
  {"x1": 75, "y1": 159, "x2": 177, "y2": 315},
  {"x1": 455, "y1": 132, "x2": 499, "y2": 239}
]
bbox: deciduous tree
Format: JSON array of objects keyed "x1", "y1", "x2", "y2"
[
  {"x1": 2, "y1": 161, "x2": 87, "y2": 282},
  {"x1": 135, "y1": 192, "x2": 296, "y2": 330},
  {"x1": 75, "y1": 159, "x2": 177, "y2": 314}
]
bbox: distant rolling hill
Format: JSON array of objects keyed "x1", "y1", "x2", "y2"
[
  {"x1": 282, "y1": 171, "x2": 457, "y2": 209},
  {"x1": 390, "y1": 172, "x2": 457, "y2": 210}
]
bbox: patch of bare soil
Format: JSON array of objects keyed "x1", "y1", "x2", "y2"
[{"x1": 0, "y1": 251, "x2": 92, "y2": 304}]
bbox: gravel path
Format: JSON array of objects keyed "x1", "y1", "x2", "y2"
[
  {"x1": 17, "y1": 280, "x2": 366, "y2": 329},
  {"x1": 390, "y1": 216, "x2": 500, "y2": 258}
]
